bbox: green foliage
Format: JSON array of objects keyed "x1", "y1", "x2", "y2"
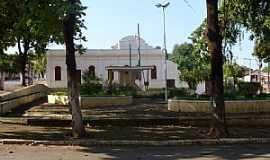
[
  {"x1": 223, "y1": 62, "x2": 241, "y2": 78},
  {"x1": 238, "y1": 82, "x2": 261, "y2": 98},
  {"x1": 80, "y1": 81, "x2": 103, "y2": 96},
  {"x1": 224, "y1": 83, "x2": 237, "y2": 98},
  {"x1": 225, "y1": 0, "x2": 270, "y2": 62},
  {"x1": 262, "y1": 65, "x2": 270, "y2": 72},
  {"x1": 254, "y1": 38, "x2": 270, "y2": 62},
  {"x1": 171, "y1": 41, "x2": 210, "y2": 90},
  {"x1": 168, "y1": 88, "x2": 194, "y2": 98},
  {"x1": 82, "y1": 69, "x2": 99, "y2": 83},
  {"x1": 0, "y1": 1, "x2": 18, "y2": 53},
  {"x1": 104, "y1": 83, "x2": 137, "y2": 96},
  {"x1": 80, "y1": 69, "x2": 103, "y2": 96},
  {"x1": 28, "y1": 51, "x2": 47, "y2": 77},
  {"x1": 223, "y1": 61, "x2": 245, "y2": 87},
  {"x1": 0, "y1": 54, "x2": 20, "y2": 74}
]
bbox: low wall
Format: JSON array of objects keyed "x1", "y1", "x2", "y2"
[
  {"x1": 81, "y1": 96, "x2": 133, "y2": 108},
  {"x1": 0, "y1": 84, "x2": 49, "y2": 114},
  {"x1": 48, "y1": 95, "x2": 133, "y2": 108},
  {"x1": 168, "y1": 99, "x2": 270, "y2": 113},
  {"x1": 0, "y1": 84, "x2": 49, "y2": 102}
]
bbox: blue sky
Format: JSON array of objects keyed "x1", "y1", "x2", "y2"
[{"x1": 49, "y1": 0, "x2": 260, "y2": 68}]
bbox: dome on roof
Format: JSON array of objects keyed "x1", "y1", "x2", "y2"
[
  {"x1": 112, "y1": 35, "x2": 153, "y2": 50},
  {"x1": 120, "y1": 35, "x2": 145, "y2": 42}
]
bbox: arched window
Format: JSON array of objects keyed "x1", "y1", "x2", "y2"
[
  {"x1": 88, "y1": 65, "x2": 95, "y2": 78},
  {"x1": 55, "y1": 66, "x2": 61, "y2": 81},
  {"x1": 151, "y1": 66, "x2": 157, "y2": 79}
]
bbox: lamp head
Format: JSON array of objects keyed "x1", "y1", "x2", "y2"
[
  {"x1": 155, "y1": 2, "x2": 170, "y2": 8},
  {"x1": 155, "y1": 3, "x2": 162, "y2": 8},
  {"x1": 163, "y1": 2, "x2": 170, "y2": 8}
]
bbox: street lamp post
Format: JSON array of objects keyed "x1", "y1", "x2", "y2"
[{"x1": 156, "y1": 2, "x2": 170, "y2": 102}]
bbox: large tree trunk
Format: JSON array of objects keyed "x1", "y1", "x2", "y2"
[
  {"x1": 0, "y1": 71, "x2": 4, "y2": 91},
  {"x1": 17, "y1": 39, "x2": 28, "y2": 86},
  {"x1": 206, "y1": 0, "x2": 228, "y2": 138},
  {"x1": 63, "y1": 0, "x2": 86, "y2": 138}
]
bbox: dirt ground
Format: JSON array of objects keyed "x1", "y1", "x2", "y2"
[
  {"x1": 0, "y1": 123, "x2": 270, "y2": 141},
  {"x1": 1, "y1": 144, "x2": 270, "y2": 160}
]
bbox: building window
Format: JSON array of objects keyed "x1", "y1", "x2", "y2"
[
  {"x1": 55, "y1": 66, "x2": 61, "y2": 81},
  {"x1": 88, "y1": 65, "x2": 95, "y2": 78},
  {"x1": 151, "y1": 66, "x2": 157, "y2": 79}
]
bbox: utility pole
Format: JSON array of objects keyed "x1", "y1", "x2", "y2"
[
  {"x1": 129, "y1": 43, "x2": 132, "y2": 66},
  {"x1": 137, "y1": 23, "x2": 141, "y2": 67},
  {"x1": 267, "y1": 61, "x2": 270, "y2": 93}
]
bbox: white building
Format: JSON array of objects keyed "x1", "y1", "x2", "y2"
[
  {"x1": 243, "y1": 70, "x2": 270, "y2": 93},
  {"x1": 46, "y1": 36, "x2": 185, "y2": 89}
]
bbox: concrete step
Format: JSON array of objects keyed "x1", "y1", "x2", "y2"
[{"x1": 2, "y1": 116, "x2": 270, "y2": 127}]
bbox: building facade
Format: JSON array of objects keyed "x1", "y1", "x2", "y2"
[
  {"x1": 46, "y1": 36, "x2": 185, "y2": 89},
  {"x1": 243, "y1": 70, "x2": 270, "y2": 93}
]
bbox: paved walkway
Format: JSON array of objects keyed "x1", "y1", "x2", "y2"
[{"x1": 1, "y1": 144, "x2": 270, "y2": 160}]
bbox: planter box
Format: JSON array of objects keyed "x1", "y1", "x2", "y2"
[
  {"x1": 48, "y1": 95, "x2": 69, "y2": 105},
  {"x1": 47, "y1": 95, "x2": 133, "y2": 108},
  {"x1": 168, "y1": 99, "x2": 270, "y2": 113}
]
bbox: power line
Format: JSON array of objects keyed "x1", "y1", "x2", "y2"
[{"x1": 183, "y1": 0, "x2": 196, "y2": 14}]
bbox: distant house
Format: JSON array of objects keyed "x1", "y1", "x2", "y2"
[
  {"x1": 243, "y1": 70, "x2": 270, "y2": 93},
  {"x1": 46, "y1": 36, "x2": 187, "y2": 89}
]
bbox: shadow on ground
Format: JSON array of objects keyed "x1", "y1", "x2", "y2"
[{"x1": 75, "y1": 144, "x2": 270, "y2": 160}]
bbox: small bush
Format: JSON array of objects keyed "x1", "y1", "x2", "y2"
[
  {"x1": 224, "y1": 83, "x2": 237, "y2": 99},
  {"x1": 80, "y1": 69, "x2": 103, "y2": 96},
  {"x1": 168, "y1": 88, "x2": 192, "y2": 98},
  {"x1": 80, "y1": 81, "x2": 103, "y2": 96},
  {"x1": 237, "y1": 82, "x2": 261, "y2": 98},
  {"x1": 104, "y1": 83, "x2": 137, "y2": 96}
]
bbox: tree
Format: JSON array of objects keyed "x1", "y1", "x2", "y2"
[
  {"x1": 0, "y1": 54, "x2": 20, "y2": 90},
  {"x1": 223, "y1": 61, "x2": 243, "y2": 87},
  {"x1": 206, "y1": 0, "x2": 228, "y2": 138},
  {"x1": 63, "y1": 0, "x2": 87, "y2": 138},
  {"x1": 0, "y1": 54, "x2": 9, "y2": 90},
  {"x1": 29, "y1": 51, "x2": 47, "y2": 80},
  {"x1": 13, "y1": 0, "x2": 63, "y2": 86},
  {"x1": 171, "y1": 42, "x2": 210, "y2": 90},
  {"x1": 263, "y1": 65, "x2": 270, "y2": 73},
  {"x1": 226, "y1": 0, "x2": 270, "y2": 61},
  {"x1": 0, "y1": 1, "x2": 19, "y2": 90}
]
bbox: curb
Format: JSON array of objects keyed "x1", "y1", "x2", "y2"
[{"x1": 1, "y1": 138, "x2": 270, "y2": 146}]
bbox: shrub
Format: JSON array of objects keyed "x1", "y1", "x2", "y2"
[
  {"x1": 104, "y1": 83, "x2": 137, "y2": 96},
  {"x1": 224, "y1": 83, "x2": 237, "y2": 99},
  {"x1": 237, "y1": 82, "x2": 261, "y2": 98},
  {"x1": 80, "y1": 69, "x2": 103, "y2": 96},
  {"x1": 168, "y1": 88, "x2": 192, "y2": 98},
  {"x1": 80, "y1": 81, "x2": 103, "y2": 96}
]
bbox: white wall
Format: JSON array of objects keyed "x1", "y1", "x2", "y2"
[{"x1": 47, "y1": 49, "x2": 182, "y2": 89}]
